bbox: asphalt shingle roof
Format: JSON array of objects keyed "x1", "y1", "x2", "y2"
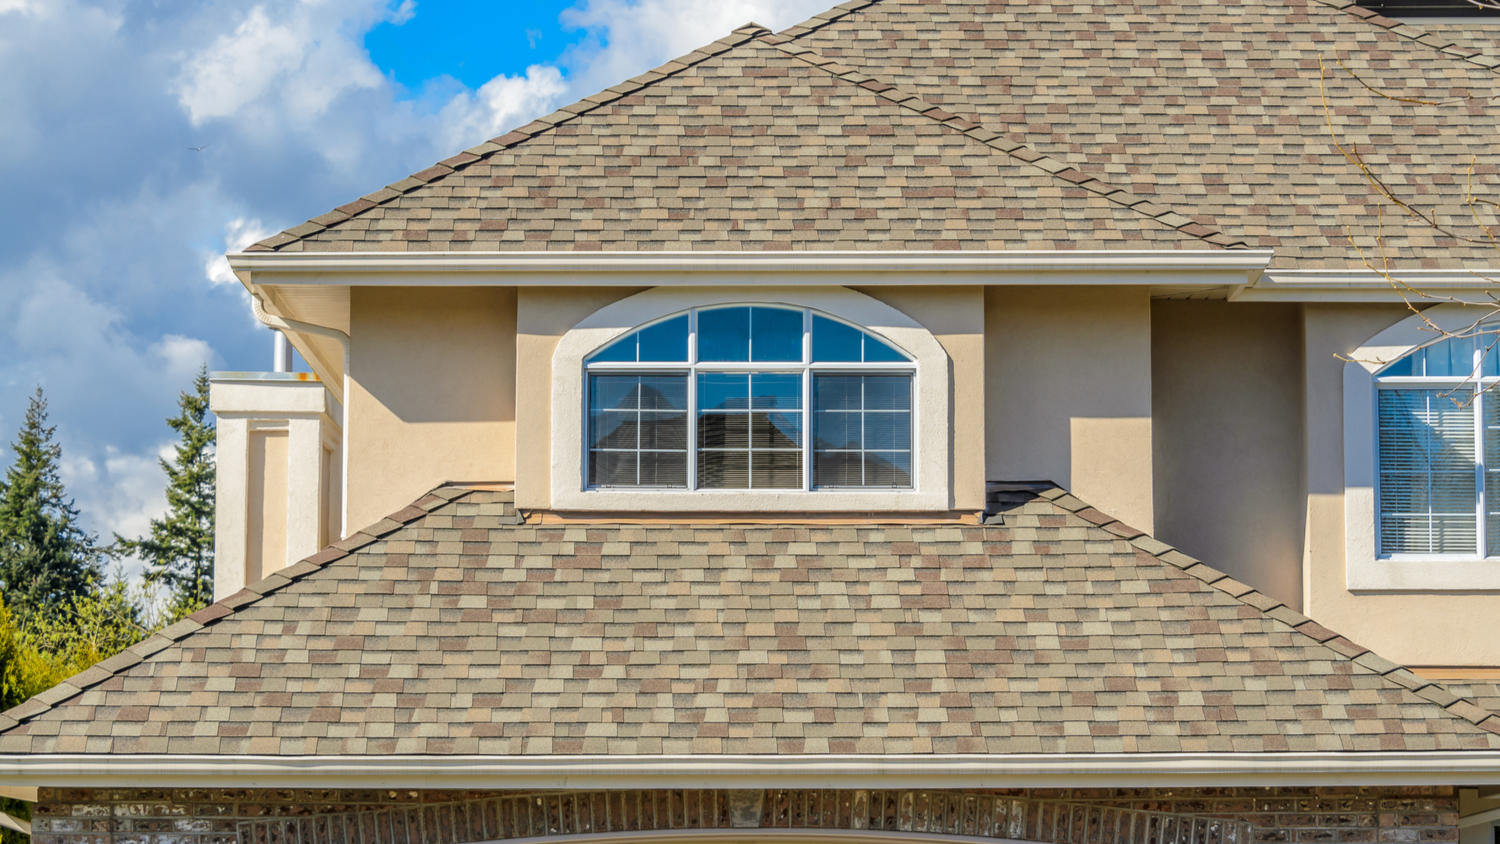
[
  {"x1": 4, "y1": 485, "x2": 1499, "y2": 756},
  {"x1": 247, "y1": 0, "x2": 1500, "y2": 268}
]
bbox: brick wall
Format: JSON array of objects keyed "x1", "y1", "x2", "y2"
[{"x1": 32, "y1": 787, "x2": 1456, "y2": 844}]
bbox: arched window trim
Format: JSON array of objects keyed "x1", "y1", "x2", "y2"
[
  {"x1": 551, "y1": 286, "x2": 952, "y2": 513},
  {"x1": 1345, "y1": 305, "x2": 1500, "y2": 590}
]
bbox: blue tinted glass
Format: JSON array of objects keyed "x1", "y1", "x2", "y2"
[
  {"x1": 699, "y1": 307, "x2": 751, "y2": 361},
  {"x1": 1439, "y1": 337, "x2": 1474, "y2": 377},
  {"x1": 813, "y1": 374, "x2": 861, "y2": 411},
  {"x1": 1380, "y1": 357, "x2": 1413, "y2": 377},
  {"x1": 751, "y1": 307, "x2": 803, "y2": 362},
  {"x1": 698, "y1": 373, "x2": 749, "y2": 410},
  {"x1": 750, "y1": 373, "x2": 802, "y2": 409},
  {"x1": 864, "y1": 333, "x2": 908, "y2": 362},
  {"x1": 590, "y1": 375, "x2": 640, "y2": 410},
  {"x1": 864, "y1": 376, "x2": 911, "y2": 411},
  {"x1": 590, "y1": 332, "x2": 637, "y2": 362},
  {"x1": 812, "y1": 315, "x2": 862, "y2": 362},
  {"x1": 638, "y1": 375, "x2": 687, "y2": 410},
  {"x1": 638, "y1": 314, "x2": 689, "y2": 362},
  {"x1": 1486, "y1": 339, "x2": 1500, "y2": 377}
]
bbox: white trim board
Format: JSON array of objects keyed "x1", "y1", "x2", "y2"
[
  {"x1": 229, "y1": 250, "x2": 1274, "y2": 287},
  {"x1": 5, "y1": 752, "x2": 1500, "y2": 788},
  {"x1": 1235, "y1": 269, "x2": 1500, "y2": 302},
  {"x1": 442, "y1": 831, "x2": 1044, "y2": 844}
]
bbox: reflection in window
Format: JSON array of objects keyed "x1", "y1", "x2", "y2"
[
  {"x1": 1376, "y1": 331, "x2": 1500, "y2": 556},
  {"x1": 584, "y1": 306, "x2": 914, "y2": 491}
]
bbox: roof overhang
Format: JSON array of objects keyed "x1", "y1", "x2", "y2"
[
  {"x1": 228, "y1": 249, "x2": 1275, "y2": 289},
  {"x1": 5, "y1": 751, "x2": 1500, "y2": 789},
  {"x1": 1234, "y1": 268, "x2": 1500, "y2": 302}
]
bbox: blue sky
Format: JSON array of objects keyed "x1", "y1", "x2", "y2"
[{"x1": 0, "y1": 0, "x2": 832, "y2": 577}]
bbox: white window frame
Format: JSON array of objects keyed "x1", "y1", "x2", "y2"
[
  {"x1": 584, "y1": 306, "x2": 917, "y2": 493},
  {"x1": 1345, "y1": 303, "x2": 1500, "y2": 590},
  {"x1": 552, "y1": 286, "x2": 952, "y2": 512}
]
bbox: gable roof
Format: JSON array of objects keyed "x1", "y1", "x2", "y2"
[
  {"x1": 4, "y1": 483, "x2": 1499, "y2": 759},
  {"x1": 245, "y1": 0, "x2": 1500, "y2": 269}
]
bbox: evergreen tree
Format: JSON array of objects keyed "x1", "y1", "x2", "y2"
[
  {"x1": 0, "y1": 387, "x2": 101, "y2": 617},
  {"x1": 115, "y1": 367, "x2": 215, "y2": 618}
]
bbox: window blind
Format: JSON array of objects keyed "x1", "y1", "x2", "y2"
[{"x1": 1378, "y1": 389, "x2": 1477, "y2": 554}]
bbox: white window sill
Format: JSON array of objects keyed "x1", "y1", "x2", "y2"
[
  {"x1": 557, "y1": 487, "x2": 950, "y2": 513},
  {"x1": 1350, "y1": 555, "x2": 1500, "y2": 592}
]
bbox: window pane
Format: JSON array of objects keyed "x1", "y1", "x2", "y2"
[
  {"x1": 589, "y1": 451, "x2": 637, "y2": 486},
  {"x1": 753, "y1": 412, "x2": 803, "y2": 449},
  {"x1": 699, "y1": 413, "x2": 748, "y2": 449},
  {"x1": 864, "y1": 334, "x2": 907, "y2": 362},
  {"x1": 639, "y1": 412, "x2": 686, "y2": 450},
  {"x1": 589, "y1": 411, "x2": 636, "y2": 449},
  {"x1": 1487, "y1": 394, "x2": 1500, "y2": 556},
  {"x1": 699, "y1": 450, "x2": 749, "y2": 489},
  {"x1": 751, "y1": 307, "x2": 803, "y2": 362},
  {"x1": 638, "y1": 314, "x2": 689, "y2": 362},
  {"x1": 698, "y1": 372, "x2": 749, "y2": 410},
  {"x1": 813, "y1": 374, "x2": 913, "y2": 489},
  {"x1": 639, "y1": 375, "x2": 688, "y2": 410},
  {"x1": 590, "y1": 332, "x2": 637, "y2": 363},
  {"x1": 750, "y1": 373, "x2": 802, "y2": 410},
  {"x1": 1378, "y1": 389, "x2": 1477, "y2": 554},
  {"x1": 812, "y1": 315, "x2": 862, "y2": 362},
  {"x1": 590, "y1": 375, "x2": 640, "y2": 410},
  {"x1": 639, "y1": 451, "x2": 687, "y2": 487},
  {"x1": 752, "y1": 450, "x2": 802, "y2": 489},
  {"x1": 698, "y1": 307, "x2": 751, "y2": 361}
]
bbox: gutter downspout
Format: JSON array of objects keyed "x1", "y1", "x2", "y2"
[{"x1": 249, "y1": 293, "x2": 351, "y2": 539}]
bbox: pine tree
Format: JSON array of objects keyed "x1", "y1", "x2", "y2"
[
  {"x1": 0, "y1": 387, "x2": 101, "y2": 617},
  {"x1": 115, "y1": 367, "x2": 215, "y2": 618}
]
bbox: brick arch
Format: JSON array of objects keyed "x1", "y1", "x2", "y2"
[{"x1": 237, "y1": 790, "x2": 1251, "y2": 844}]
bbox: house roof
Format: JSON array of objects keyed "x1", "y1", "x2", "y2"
[
  {"x1": 245, "y1": 0, "x2": 1500, "y2": 269},
  {"x1": 4, "y1": 484, "x2": 1500, "y2": 757}
]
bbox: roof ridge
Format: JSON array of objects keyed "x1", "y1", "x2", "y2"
[
  {"x1": 773, "y1": 0, "x2": 882, "y2": 41},
  {"x1": 246, "y1": 24, "x2": 776, "y2": 253},
  {"x1": 1311, "y1": 0, "x2": 1500, "y2": 72},
  {"x1": 1032, "y1": 485, "x2": 1500, "y2": 737},
  {"x1": 754, "y1": 36, "x2": 1247, "y2": 250},
  {"x1": 0, "y1": 485, "x2": 482, "y2": 732}
]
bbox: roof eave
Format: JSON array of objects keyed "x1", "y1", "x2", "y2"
[{"x1": 4, "y1": 751, "x2": 1500, "y2": 789}]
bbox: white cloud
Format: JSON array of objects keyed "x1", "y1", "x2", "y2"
[
  {"x1": 437, "y1": 65, "x2": 568, "y2": 151},
  {"x1": 205, "y1": 217, "x2": 274, "y2": 286},
  {"x1": 0, "y1": 0, "x2": 39, "y2": 14}
]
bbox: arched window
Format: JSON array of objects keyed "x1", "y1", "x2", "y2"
[
  {"x1": 584, "y1": 305, "x2": 916, "y2": 491},
  {"x1": 1375, "y1": 333, "x2": 1500, "y2": 557}
]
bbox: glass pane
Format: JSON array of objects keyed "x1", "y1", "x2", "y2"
[
  {"x1": 699, "y1": 413, "x2": 748, "y2": 449},
  {"x1": 1380, "y1": 356, "x2": 1414, "y2": 377},
  {"x1": 698, "y1": 372, "x2": 749, "y2": 410},
  {"x1": 753, "y1": 412, "x2": 802, "y2": 449},
  {"x1": 752, "y1": 450, "x2": 802, "y2": 489},
  {"x1": 814, "y1": 410, "x2": 859, "y2": 449},
  {"x1": 638, "y1": 314, "x2": 689, "y2": 362},
  {"x1": 638, "y1": 375, "x2": 687, "y2": 410},
  {"x1": 639, "y1": 451, "x2": 687, "y2": 487},
  {"x1": 812, "y1": 315, "x2": 862, "y2": 362},
  {"x1": 699, "y1": 307, "x2": 751, "y2": 361},
  {"x1": 1378, "y1": 389, "x2": 1477, "y2": 554},
  {"x1": 813, "y1": 374, "x2": 861, "y2": 411},
  {"x1": 589, "y1": 451, "x2": 636, "y2": 486},
  {"x1": 699, "y1": 450, "x2": 748, "y2": 489},
  {"x1": 751, "y1": 307, "x2": 803, "y2": 362},
  {"x1": 1487, "y1": 394, "x2": 1500, "y2": 556},
  {"x1": 639, "y1": 412, "x2": 686, "y2": 450},
  {"x1": 589, "y1": 411, "x2": 637, "y2": 449},
  {"x1": 864, "y1": 334, "x2": 908, "y2": 362},
  {"x1": 590, "y1": 375, "x2": 640, "y2": 410},
  {"x1": 865, "y1": 452, "x2": 913, "y2": 487},
  {"x1": 590, "y1": 332, "x2": 637, "y2": 363},
  {"x1": 750, "y1": 373, "x2": 802, "y2": 410},
  {"x1": 813, "y1": 450, "x2": 862, "y2": 487},
  {"x1": 864, "y1": 411, "x2": 912, "y2": 450},
  {"x1": 864, "y1": 376, "x2": 912, "y2": 411}
]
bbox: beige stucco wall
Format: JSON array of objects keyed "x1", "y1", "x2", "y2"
[
  {"x1": 1302, "y1": 303, "x2": 1500, "y2": 668},
  {"x1": 346, "y1": 287, "x2": 517, "y2": 530},
  {"x1": 1150, "y1": 300, "x2": 1306, "y2": 609},
  {"x1": 246, "y1": 429, "x2": 287, "y2": 586},
  {"x1": 985, "y1": 286, "x2": 1155, "y2": 532},
  {"x1": 854, "y1": 286, "x2": 985, "y2": 511}
]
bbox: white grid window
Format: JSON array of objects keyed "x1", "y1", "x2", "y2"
[
  {"x1": 584, "y1": 306, "x2": 915, "y2": 491},
  {"x1": 1376, "y1": 334, "x2": 1500, "y2": 557}
]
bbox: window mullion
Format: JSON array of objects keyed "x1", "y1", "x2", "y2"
[{"x1": 1479, "y1": 387, "x2": 1489, "y2": 557}]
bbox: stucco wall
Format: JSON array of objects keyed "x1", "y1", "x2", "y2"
[
  {"x1": 984, "y1": 287, "x2": 1155, "y2": 533},
  {"x1": 1150, "y1": 300, "x2": 1306, "y2": 609},
  {"x1": 246, "y1": 428, "x2": 287, "y2": 585},
  {"x1": 346, "y1": 287, "x2": 518, "y2": 530},
  {"x1": 1302, "y1": 303, "x2": 1500, "y2": 668}
]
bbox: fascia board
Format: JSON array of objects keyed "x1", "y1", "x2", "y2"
[
  {"x1": 4, "y1": 752, "x2": 1500, "y2": 789},
  {"x1": 227, "y1": 250, "x2": 1275, "y2": 287},
  {"x1": 1234, "y1": 269, "x2": 1500, "y2": 302}
]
